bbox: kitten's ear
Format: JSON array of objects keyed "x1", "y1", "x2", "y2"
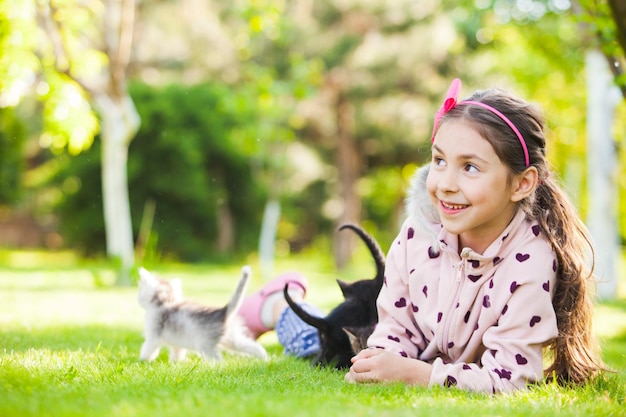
[
  {"x1": 342, "y1": 327, "x2": 361, "y2": 353},
  {"x1": 138, "y1": 267, "x2": 155, "y2": 284},
  {"x1": 343, "y1": 325, "x2": 373, "y2": 353},
  {"x1": 343, "y1": 327, "x2": 357, "y2": 339},
  {"x1": 169, "y1": 279, "x2": 183, "y2": 299},
  {"x1": 336, "y1": 279, "x2": 352, "y2": 297}
]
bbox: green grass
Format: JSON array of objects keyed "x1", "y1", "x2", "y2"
[{"x1": 1, "y1": 254, "x2": 625, "y2": 417}]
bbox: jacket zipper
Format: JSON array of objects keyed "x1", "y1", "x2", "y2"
[{"x1": 440, "y1": 248, "x2": 471, "y2": 354}]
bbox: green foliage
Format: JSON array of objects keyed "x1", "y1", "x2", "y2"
[
  {"x1": 229, "y1": 0, "x2": 325, "y2": 192},
  {"x1": 3, "y1": 0, "x2": 625, "y2": 259},
  {"x1": 53, "y1": 82, "x2": 268, "y2": 262},
  {"x1": 480, "y1": 12, "x2": 588, "y2": 171},
  {"x1": 360, "y1": 165, "x2": 415, "y2": 245},
  {"x1": 0, "y1": 0, "x2": 41, "y2": 105},
  {"x1": 476, "y1": 3, "x2": 626, "y2": 237},
  {"x1": 49, "y1": 148, "x2": 106, "y2": 252},
  {"x1": 576, "y1": 0, "x2": 624, "y2": 56},
  {"x1": 0, "y1": 0, "x2": 99, "y2": 155},
  {"x1": 0, "y1": 107, "x2": 25, "y2": 204},
  {"x1": 38, "y1": 71, "x2": 99, "y2": 155}
]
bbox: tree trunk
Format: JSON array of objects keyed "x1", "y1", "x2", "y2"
[
  {"x1": 334, "y1": 92, "x2": 361, "y2": 269},
  {"x1": 585, "y1": 49, "x2": 621, "y2": 300},
  {"x1": 216, "y1": 197, "x2": 235, "y2": 254},
  {"x1": 608, "y1": 0, "x2": 626, "y2": 80},
  {"x1": 259, "y1": 198, "x2": 281, "y2": 280},
  {"x1": 95, "y1": 92, "x2": 140, "y2": 285}
]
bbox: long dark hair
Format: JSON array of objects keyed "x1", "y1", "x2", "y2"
[{"x1": 441, "y1": 87, "x2": 606, "y2": 384}]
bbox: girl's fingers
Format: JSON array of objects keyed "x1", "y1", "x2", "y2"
[
  {"x1": 345, "y1": 366, "x2": 377, "y2": 383},
  {"x1": 349, "y1": 349, "x2": 383, "y2": 379},
  {"x1": 351, "y1": 347, "x2": 383, "y2": 363}
]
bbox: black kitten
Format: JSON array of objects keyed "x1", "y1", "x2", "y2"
[{"x1": 283, "y1": 223, "x2": 385, "y2": 369}]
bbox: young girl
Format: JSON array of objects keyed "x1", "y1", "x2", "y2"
[{"x1": 345, "y1": 78, "x2": 606, "y2": 393}]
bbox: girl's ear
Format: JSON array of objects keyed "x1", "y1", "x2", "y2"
[{"x1": 510, "y1": 167, "x2": 538, "y2": 203}]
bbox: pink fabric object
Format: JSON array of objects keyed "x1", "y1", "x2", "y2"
[
  {"x1": 431, "y1": 78, "x2": 530, "y2": 167},
  {"x1": 368, "y1": 210, "x2": 558, "y2": 393},
  {"x1": 431, "y1": 78, "x2": 462, "y2": 142},
  {"x1": 238, "y1": 271, "x2": 308, "y2": 339}
]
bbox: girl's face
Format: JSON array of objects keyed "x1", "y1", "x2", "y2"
[{"x1": 427, "y1": 118, "x2": 519, "y2": 254}]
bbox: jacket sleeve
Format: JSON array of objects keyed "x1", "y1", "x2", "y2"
[
  {"x1": 367, "y1": 221, "x2": 427, "y2": 357},
  {"x1": 429, "y1": 244, "x2": 558, "y2": 393}
]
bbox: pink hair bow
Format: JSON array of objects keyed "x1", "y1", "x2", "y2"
[
  {"x1": 429, "y1": 78, "x2": 530, "y2": 166},
  {"x1": 431, "y1": 78, "x2": 462, "y2": 142}
]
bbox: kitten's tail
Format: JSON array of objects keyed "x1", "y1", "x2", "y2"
[
  {"x1": 338, "y1": 223, "x2": 385, "y2": 283},
  {"x1": 225, "y1": 265, "x2": 252, "y2": 319},
  {"x1": 283, "y1": 284, "x2": 329, "y2": 332}
]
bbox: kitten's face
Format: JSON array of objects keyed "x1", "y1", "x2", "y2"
[
  {"x1": 137, "y1": 268, "x2": 182, "y2": 308},
  {"x1": 343, "y1": 325, "x2": 375, "y2": 354}
]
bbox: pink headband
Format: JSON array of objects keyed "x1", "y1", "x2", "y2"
[{"x1": 431, "y1": 78, "x2": 530, "y2": 167}]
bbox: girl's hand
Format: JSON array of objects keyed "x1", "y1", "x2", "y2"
[{"x1": 344, "y1": 348, "x2": 433, "y2": 386}]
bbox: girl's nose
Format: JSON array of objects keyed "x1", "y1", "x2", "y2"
[{"x1": 437, "y1": 168, "x2": 459, "y2": 193}]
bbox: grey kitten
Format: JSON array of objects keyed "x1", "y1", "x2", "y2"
[
  {"x1": 343, "y1": 325, "x2": 375, "y2": 354},
  {"x1": 137, "y1": 266, "x2": 268, "y2": 362}
]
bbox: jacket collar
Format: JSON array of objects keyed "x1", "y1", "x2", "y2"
[{"x1": 437, "y1": 209, "x2": 528, "y2": 265}]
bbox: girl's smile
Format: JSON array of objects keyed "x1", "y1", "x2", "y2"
[{"x1": 439, "y1": 200, "x2": 469, "y2": 214}]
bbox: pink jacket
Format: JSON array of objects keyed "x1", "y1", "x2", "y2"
[{"x1": 368, "y1": 170, "x2": 558, "y2": 393}]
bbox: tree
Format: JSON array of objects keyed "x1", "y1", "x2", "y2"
[
  {"x1": 573, "y1": 0, "x2": 626, "y2": 97},
  {"x1": 214, "y1": 0, "x2": 324, "y2": 277},
  {"x1": 1, "y1": 0, "x2": 140, "y2": 283},
  {"x1": 573, "y1": 0, "x2": 625, "y2": 299},
  {"x1": 606, "y1": 0, "x2": 626, "y2": 95},
  {"x1": 290, "y1": 0, "x2": 463, "y2": 267},
  {"x1": 4, "y1": 0, "x2": 323, "y2": 276},
  {"x1": 476, "y1": 0, "x2": 625, "y2": 299},
  {"x1": 34, "y1": 0, "x2": 140, "y2": 284},
  {"x1": 53, "y1": 82, "x2": 269, "y2": 262}
]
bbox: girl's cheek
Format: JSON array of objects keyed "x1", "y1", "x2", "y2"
[{"x1": 426, "y1": 172, "x2": 438, "y2": 198}]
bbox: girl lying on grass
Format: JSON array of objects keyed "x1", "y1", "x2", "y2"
[{"x1": 344, "y1": 78, "x2": 607, "y2": 393}]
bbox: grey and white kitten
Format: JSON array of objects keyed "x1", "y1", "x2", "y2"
[{"x1": 137, "y1": 266, "x2": 268, "y2": 362}]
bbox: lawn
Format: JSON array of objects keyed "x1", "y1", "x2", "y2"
[{"x1": 1, "y1": 251, "x2": 625, "y2": 417}]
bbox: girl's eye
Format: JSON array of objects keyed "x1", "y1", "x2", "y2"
[
  {"x1": 433, "y1": 157, "x2": 446, "y2": 167},
  {"x1": 464, "y1": 163, "x2": 478, "y2": 173}
]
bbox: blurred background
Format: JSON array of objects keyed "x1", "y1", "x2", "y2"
[{"x1": 0, "y1": 0, "x2": 624, "y2": 297}]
